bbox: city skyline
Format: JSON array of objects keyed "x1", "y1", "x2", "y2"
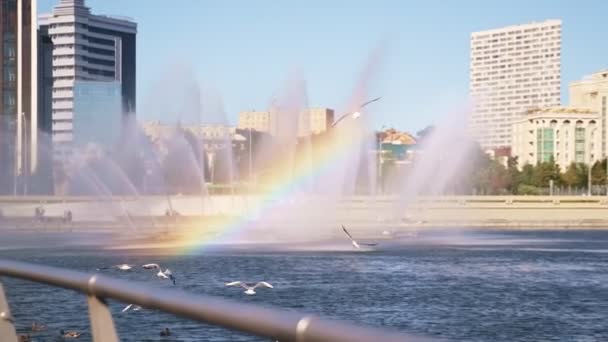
[{"x1": 35, "y1": 0, "x2": 608, "y2": 133}]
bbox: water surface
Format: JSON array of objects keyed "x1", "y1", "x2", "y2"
[{"x1": 2, "y1": 229, "x2": 607, "y2": 341}]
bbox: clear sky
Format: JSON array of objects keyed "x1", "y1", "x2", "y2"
[{"x1": 37, "y1": 0, "x2": 608, "y2": 134}]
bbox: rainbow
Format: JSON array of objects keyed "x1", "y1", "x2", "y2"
[{"x1": 172, "y1": 121, "x2": 369, "y2": 253}]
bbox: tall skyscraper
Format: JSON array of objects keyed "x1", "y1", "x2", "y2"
[
  {"x1": 0, "y1": 0, "x2": 38, "y2": 194},
  {"x1": 39, "y1": 0, "x2": 136, "y2": 156},
  {"x1": 469, "y1": 19, "x2": 562, "y2": 150},
  {"x1": 569, "y1": 71, "x2": 608, "y2": 159}
]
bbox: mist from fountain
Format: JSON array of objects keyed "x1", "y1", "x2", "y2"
[{"x1": 2, "y1": 41, "x2": 490, "y2": 249}]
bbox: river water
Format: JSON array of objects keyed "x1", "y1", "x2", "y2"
[{"x1": 1, "y1": 229, "x2": 607, "y2": 341}]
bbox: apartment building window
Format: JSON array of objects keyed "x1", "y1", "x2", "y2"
[{"x1": 537, "y1": 128, "x2": 554, "y2": 163}]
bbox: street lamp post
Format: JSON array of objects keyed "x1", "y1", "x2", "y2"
[
  {"x1": 588, "y1": 128, "x2": 597, "y2": 196},
  {"x1": 249, "y1": 128, "x2": 253, "y2": 185}
]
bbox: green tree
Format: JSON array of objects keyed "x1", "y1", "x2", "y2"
[
  {"x1": 591, "y1": 159, "x2": 607, "y2": 186},
  {"x1": 416, "y1": 125, "x2": 435, "y2": 141},
  {"x1": 520, "y1": 163, "x2": 535, "y2": 186},
  {"x1": 576, "y1": 163, "x2": 589, "y2": 188},
  {"x1": 532, "y1": 157, "x2": 561, "y2": 188},
  {"x1": 561, "y1": 162, "x2": 580, "y2": 187},
  {"x1": 506, "y1": 156, "x2": 521, "y2": 194}
]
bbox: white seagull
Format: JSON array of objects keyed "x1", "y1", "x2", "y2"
[
  {"x1": 225, "y1": 281, "x2": 274, "y2": 295},
  {"x1": 121, "y1": 304, "x2": 142, "y2": 313},
  {"x1": 142, "y1": 263, "x2": 176, "y2": 284},
  {"x1": 342, "y1": 225, "x2": 377, "y2": 249},
  {"x1": 115, "y1": 264, "x2": 133, "y2": 271}
]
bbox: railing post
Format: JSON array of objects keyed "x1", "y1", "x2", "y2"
[
  {"x1": 87, "y1": 295, "x2": 119, "y2": 342},
  {"x1": 0, "y1": 281, "x2": 18, "y2": 342}
]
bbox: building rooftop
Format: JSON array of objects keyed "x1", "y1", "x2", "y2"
[
  {"x1": 380, "y1": 129, "x2": 416, "y2": 145},
  {"x1": 571, "y1": 70, "x2": 608, "y2": 84},
  {"x1": 525, "y1": 106, "x2": 596, "y2": 115},
  {"x1": 471, "y1": 19, "x2": 561, "y2": 36}
]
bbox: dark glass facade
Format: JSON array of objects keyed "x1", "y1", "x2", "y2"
[
  {"x1": 84, "y1": 25, "x2": 136, "y2": 114},
  {"x1": 0, "y1": 0, "x2": 35, "y2": 194},
  {"x1": 0, "y1": 0, "x2": 18, "y2": 194}
]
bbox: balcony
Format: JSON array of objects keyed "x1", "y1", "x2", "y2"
[
  {"x1": 52, "y1": 111, "x2": 73, "y2": 120},
  {"x1": 52, "y1": 101, "x2": 74, "y2": 110},
  {"x1": 52, "y1": 132, "x2": 73, "y2": 143},
  {"x1": 52, "y1": 90, "x2": 74, "y2": 99},
  {"x1": 52, "y1": 121, "x2": 73, "y2": 131}
]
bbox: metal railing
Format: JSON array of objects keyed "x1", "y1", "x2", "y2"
[{"x1": 0, "y1": 259, "x2": 435, "y2": 342}]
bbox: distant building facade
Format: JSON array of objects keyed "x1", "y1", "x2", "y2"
[
  {"x1": 569, "y1": 71, "x2": 608, "y2": 159},
  {"x1": 469, "y1": 20, "x2": 561, "y2": 150},
  {"x1": 0, "y1": 0, "x2": 38, "y2": 194},
  {"x1": 237, "y1": 110, "x2": 271, "y2": 133},
  {"x1": 72, "y1": 80, "x2": 122, "y2": 147},
  {"x1": 141, "y1": 121, "x2": 240, "y2": 152},
  {"x1": 238, "y1": 107, "x2": 335, "y2": 137},
  {"x1": 297, "y1": 108, "x2": 334, "y2": 137},
  {"x1": 39, "y1": 0, "x2": 136, "y2": 157},
  {"x1": 511, "y1": 107, "x2": 600, "y2": 170}
]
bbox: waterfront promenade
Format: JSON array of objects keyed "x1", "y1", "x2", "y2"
[{"x1": 1, "y1": 195, "x2": 608, "y2": 231}]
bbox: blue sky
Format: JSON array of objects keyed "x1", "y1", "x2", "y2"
[{"x1": 38, "y1": 0, "x2": 608, "y2": 134}]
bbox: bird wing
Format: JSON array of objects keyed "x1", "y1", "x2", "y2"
[
  {"x1": 122, "y1": 304, "x2": 133, "y2": 313},
  {"x1": 341, "y1": 225, "x2": 355, "y2": 241},
  {"x1": 255, "y1": 281, "x2": 274, "y2": 289},
  {"x1": 331, "y1": 114, "x2": 348, "y2": 127},
  {"x1": 225, "y1": 281, "x2": 243, "y2": 287},
  {"x1": 164, "y1": 268, "x2": 172, "y2": 275}
]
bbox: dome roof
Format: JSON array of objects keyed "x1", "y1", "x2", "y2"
[{"x1": 381, "y1": 129, "x2": 417, "y2": 145}]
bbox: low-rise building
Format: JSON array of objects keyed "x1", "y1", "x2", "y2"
[
  {"x1": 141, "y1": 121, "x2": 242, "y2": 153},
  {"x1": 511, "y1": 107, "x2": 601, "y2": 170},
  {"x1": 237, "y1": 111, "x2": 272, "y2": 133},
  {"x1": 238, "y1": 107, "x2": 334, "y2": 137},
  {"x1": 378, "y1": 129, "x2": 417, "y2": 162}
]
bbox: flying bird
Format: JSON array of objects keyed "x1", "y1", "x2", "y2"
[
  {"x1": 225, "y1": 281, "x2": 274, "y2": 295},
  {"x1": 121, "y1": 304, "x2": 142, "y2": 313},
  {"x1": 342, "y1": 225, "x2": 377, "y2": 249},
  {"x1": 141, "y1": 263, "x2": 159, "y2": 269},
  {"x1": 115, "y1": 264, "x2": 133, "y2": 271},
  {"x1": 142, "y1": 264, "x2": 176, "y2": 285}
]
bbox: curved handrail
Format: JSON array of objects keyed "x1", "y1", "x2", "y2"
[{"x1": 0, "y1": 259, "x2": 435, "y2": 342}]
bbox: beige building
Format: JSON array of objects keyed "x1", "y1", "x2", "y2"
[
  {"x1": 511, "y1": 107, "x2": 600, "y2": 170},
  {"x1": 297, "y1": 108, "x2": 335, "y2": 137},
  {"x1": 470, "y1": 19, "x2": 562, "y2": 150},
  {"x1": 238, "y1": 107, "x2": 334, "y2": 137},
  {"x1": 237, "y1": 111, "x2": 272, "y2": 133},
  {"x1": 569, "y1": 71, "x2": 608, "y2": 158},
  {"x1": 141, "y1": 121, "x2": 240, "y2": 150}
]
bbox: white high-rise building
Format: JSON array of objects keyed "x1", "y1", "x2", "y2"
[
  {"x1": 469, "y1": 19, "x2": 562, "y2": 150},
  {"x1": 39, "y1": 0, "x2": 137, "y2": 156}
]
